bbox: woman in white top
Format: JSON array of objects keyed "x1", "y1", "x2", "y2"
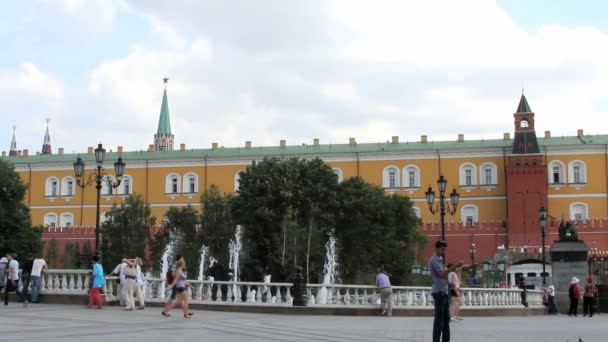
[{"x1": 448, "y1": 264, "x2": 463, "y2": 321}]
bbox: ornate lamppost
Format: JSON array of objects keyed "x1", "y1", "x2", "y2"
[
  {"x1": 73, "y1": 143, "x2": 125, "y2": 254},
  {"x1": 539, "y1": 206, "x2": 547, "y2": 285},
  {"x1": 425, "y1": 175, "x2": 460, "y2": 241}
]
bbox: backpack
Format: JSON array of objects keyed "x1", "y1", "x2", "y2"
[{"x1": 166, "y1": 268, "x2": 174, "y2": 285}]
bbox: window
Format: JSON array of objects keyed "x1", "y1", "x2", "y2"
[
  {"x1": 568, "y1": 161, "x2": 586, "y2": 184},
  {"x1": 548, "y1": 161, "x2": 566, "y2": 184},
  {"x1": 102, "y1": 176, "x2": 115, "y2": 195},
  {"x1": 570, "y1": 203, "x2": 588, "y2": 221},
  {"x1": 459, "y1": 163, "x2": 477, "y2": 187},
  {"x1": 234, "y1": 171, "x2": 244, "y2": 192},
  {"x1": 60, "y1": 213, "x2": 73, "y2": 227},
  {"x1": 383, "y1": 166, "x2": 400, "y2": 189},
  {"x1": 122, "y1": 176, "x2": 132, "y2": 195},
  {"x1": 403, "y1": 165, "x2": 420, "y2": 188},
  {"x1": 413, "y1": 207, "x2": 421, "y2": 218},
  {"x1": 61, "y1": 177, "x2": 75, "y2": 196},
  {"x1": 44, "y1": 213, "x2": 58, "y2": 227},
  {"x1": 332, "y1": 168, "x2": 343, "y2": 183},
  {"x1": 45, "y1": 177, "x2": 59, "y2": 197},
  {"x1": 460, "y1": 205, "x2": 478, "y2": 224},
  {"x1": 480, "y1": 163, "x2": 498, "y2": 186},
  {"x1": 165, "y1": 174, "x2": 181, "y2": 194},
  {"x1": 520, "y1": 119, "x2": 529, "y2": 128},
  {"x1": 183, "y1": 173, "x2": 198, "y2": 193}
]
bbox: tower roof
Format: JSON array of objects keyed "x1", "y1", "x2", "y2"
[
  {"x1": 9, "y1": 125, "x2": 17, "y2": 156},
  {"x1": 42, "y1": 118, "x2": 51, "y2": 155},
  {"x1": 156, "y1": 79, "x2": 172, "y2": 135},
  {"x1": 516, "y1": 94, "x2": 532, "y2": 113}
]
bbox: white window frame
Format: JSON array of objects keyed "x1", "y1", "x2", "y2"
[
  {"x1": 44, "y1": 213, "x2": 58, "y2": 227},
  {"x1": 459, "y1": 163, "x2": 477, "y2": 187},
  {"x1": 45, "y1": 177, "x2": 59, "y2": 197},
  {"x1": 403, "y1": 165, "x2": 420, "y2": 188},
  {"x1": 569, "y1": 202, "x2": 588, "y2": 221},
  {"x1": 183, "y1": 172, "x2": 199, "y2": 194},
  {"x1": 120, "y1": 175, "x2": 132, "y2": 195},
  {"x1": 165, "y1": 173, "x2": 181, "y2": 194},
  {"x1": 479, "y1": 162, "x2": 497, "y2": 186},
  {"x1": 413, "y1": 207, "x2": 421, "y2": 218},
  {"x1": 60, "y1": 176, "x2": 75, "y2": 197},
  {"x1": 234, "y1": 170, "x2": 245, "y2": 192},
  {"x1": 568, "y1": 160, "x2": 587, "y2": 184},
  {"x1": 332, "y1": 167, "x2": 343, "y2": 183},
  {"x1": 59, "y1": 212, "x2": 74, "y2": 227},
  {"x1": 101, "y1": 175, "x2": 116, "y2": 195},
  {"x1": 460, "y1": 205, "x2": 479, "y2": 224},
  {"x1": 383, "y1": 165, "x2": 401, "y2": 189},
  {"x1": 548, "y1": 160, "x2": 566, "y2": 184}
]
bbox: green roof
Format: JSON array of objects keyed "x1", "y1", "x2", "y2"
[
  {"x1": 156, "y1": 88, "x2": 171, "y2": 135},
  {"x1": 6, "y1": 134, "x2": 608, "y2": 165}
]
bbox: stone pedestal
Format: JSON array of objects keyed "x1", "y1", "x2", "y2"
[{"x1": 550, "y1": 241, "x2": 588, "y2": 314}]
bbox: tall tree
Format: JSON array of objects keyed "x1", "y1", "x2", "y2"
[
  {"x1": 0, "y1": 159, "x2": 42, "y2": 258},
  {"x1": 100, "y1": 194, "x2": 155, "y2": 271},
  {"x1": 200, "y1": 185, "x2": 234, "y2": 266},
  {"x1": 163, "y1": 205, "x2": 205, "y2": 277}
]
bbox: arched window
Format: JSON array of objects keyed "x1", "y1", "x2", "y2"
[
  {"x1": 183, "y1": 173, "x2": 199, "y2": 193},
  {"x1": 403, "y1": 165, "x2": 420, "y2": 188},
  {"x1": 383, "y1": 166, "x2": 400, "y2": 189},
  {"x1": 459, "y1": 163, "x2": 477, "y2": 187},
  {"x1": 570, "y1": 202, "x2": 588, "y2": 221},
  {"x1": 568, "y1": 161, "x2": 587, "y2": 184},
  {"x1": 461, "y1": 205, "x2": 478, "y2": 224},
  {"x1": 332, "y1": 167, "x2": 344, "y2": 183},
  {"x1": 520, "y1": 119, "x2": 529, "y2": 128},
  {"x1": 44, "y1": 213, "x2": 58, "y2": 227},
  {"x1": 60, "y1": 176, "x2": 75, "y2": 197},
  {"x1": 101, "y1": 175, "x2": 116, "y2": 195},
  {"x1": 548, "y1": 160, "x2": 566, "y2": 184},
  {"x1": 45, "y1": 177, "x2": 59, "y2": 197},
  {"x1": 234, "y1": 170, "x2": 245, "y2": 191},
  {"x1": 412, "y1": 207, "x2": 421, "y2": 218},
  {"x1": 59, "y1": 212, "x2": 74, "y2": 227},
  {"x1": 479, "y1": 163, "x2": 498, "y2": 186},
  {"x1": 165, "y1": 173, "x2": 181, "y2": 194},
  {"x1": 120, "y1": 175, "x2": 132, "y2": 195}
]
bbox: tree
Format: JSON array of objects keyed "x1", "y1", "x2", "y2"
[
  {"x1": 100, "y1": 194, "x2": 155, "y2": 271},
  {"x1": 200, "y1": 185, "x2": 234, "y2": 266},
  {"x1": 0, "y1": 159, "x2": 42, "y2": 258},
  {"x1": 162, "y1": 205, "x2": 205, "y2": 277},
  {"x1": 46, "y1": 238, "x2": 58, "y2": 268}
]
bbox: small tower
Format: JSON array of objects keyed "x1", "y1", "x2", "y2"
[
  {"x1": 9, "y1": 125, "x2": 17, "y2": 156},
  {"x1": 42, "y1": 118, "x2": 52, "y2": 155},
  {"x1": 154, "y1": 77, "x2": 174, "y2": 151}
]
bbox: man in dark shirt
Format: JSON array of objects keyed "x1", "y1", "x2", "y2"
[
  {"x1": 429, "y1": 240, "x2": 462, "y2": 342},
  {"x1": 21, "y1": 255, "x2": 34, "y2": 305}
]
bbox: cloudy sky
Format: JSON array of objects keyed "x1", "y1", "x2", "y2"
[{"x1": 2, "y1": 0, "x2": 608, "y2": 154}]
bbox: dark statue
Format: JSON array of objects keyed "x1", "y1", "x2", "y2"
[{"x1": 558, "y1": 220, "x2": 579, "y2": 241}]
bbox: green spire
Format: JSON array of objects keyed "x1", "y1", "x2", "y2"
[{"x1": 157, "y1": 79, "x2": 172, "y2": 134}]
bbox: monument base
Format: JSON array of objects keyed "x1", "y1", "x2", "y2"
[{"x1": 550, "y1": 240, "x2": 588, "y2": 314}]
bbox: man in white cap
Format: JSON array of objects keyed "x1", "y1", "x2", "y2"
[{"x1": 568, "y1": 277, "x2": 581, "y2": 317}]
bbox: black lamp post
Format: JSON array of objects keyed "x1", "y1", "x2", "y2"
[
  {"x1": 74, "y1": 143, "x2": 125, "y2": 254},
  {"x1": 539, "y1": 206, "x2": 547, "y2": 285},
  {"x1": 425, "y1": 175, "x2": 460, "y2": 241}
]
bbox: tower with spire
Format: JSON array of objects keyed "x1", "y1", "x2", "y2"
[
  {"x1": 505, "y1": 91, "x2": 548, "y2": 249},
  {"x1": 154, "y1": 77, "x2": 174, "y2": 151},
  {"x1": 42, "y1": 118, "x2": 52, "y2": 155},
  {"x1": 9, "y1": 125, "x2": 17, "y2": 156}
]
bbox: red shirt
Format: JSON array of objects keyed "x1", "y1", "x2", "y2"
[{"x1": 569, "y1": 283, "x2": 580, "y2": 298}]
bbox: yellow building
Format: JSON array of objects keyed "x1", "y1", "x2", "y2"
[{"x1": 3, "y1": 86, "x2": 608, "y2": 259}]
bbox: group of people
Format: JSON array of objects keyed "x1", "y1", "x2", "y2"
[
  {"x1": 566, "y1": 276, "x2": 597, "y2": 317},
  {"x1": 0, "y1": 253, "x2": 48, "y2": 306}
]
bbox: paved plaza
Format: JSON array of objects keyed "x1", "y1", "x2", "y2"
[{"x1": 0, "y1": 303, "x2": 605, "y2": 342}]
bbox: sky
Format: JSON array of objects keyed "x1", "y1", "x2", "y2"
[{"x1": 2, "y1": 0, "x2": 608, "y2": 154}]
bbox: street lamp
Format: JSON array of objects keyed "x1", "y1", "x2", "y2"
[
  {"x1": 469, "y1": 243, "x2": 477, "y2": 283},
  {"x1": 425, "y1": 175, "x2": 460, "y2": 241},
  {"x1": 539, "y1": 206, "x2": 547, "y2": 285},
  {"x1": 74, "y1": 143, "x2": 125, "y2": 254}
]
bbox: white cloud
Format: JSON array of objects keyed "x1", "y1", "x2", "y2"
[{"x1": 0, "y1": 63, "x2": 64, "y2": 114}]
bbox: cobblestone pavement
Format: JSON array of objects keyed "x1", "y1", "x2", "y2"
[{"x1": 0, "y1": 303, "x2": 604, "y2": 342}]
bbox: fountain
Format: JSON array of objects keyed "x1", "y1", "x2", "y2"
[
  {"x1": 197, "y1": 245, "x2": 208, "y2": 300},
  {"x1": 159, "y1": 232, "x2": 178, "y2": 300},
  {"x1": 228, "y1": 225, "x2": 242, "y2": 302},
  {"x1": 316, "y1": 232, "x2": 338, "y2": 304}
]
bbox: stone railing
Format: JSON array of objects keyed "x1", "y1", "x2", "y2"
[{"x1": 34, "y1": 270, "x2": 543, "y2": 308}]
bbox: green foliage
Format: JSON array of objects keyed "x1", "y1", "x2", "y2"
[
  {"x1": 63, "y1": 242, "x2": 81, "y2": 269},
  {"x1": 0, "y1": 159, "x2": 43, "y2": 258},
  {"x1": 200, "y1": 185, "x2": 234, "y2": 266},
  {"x1": 46, "y1": 238, "x2": 58, "y2": 268},
  {"x1": 166, "y1": 205, "x2": 205, "y2": 277},
  {"x1": 100, "y1": 194, "x2": 155, "y2": 271}
]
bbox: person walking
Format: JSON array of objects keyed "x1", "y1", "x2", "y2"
[
  {"x1": 21, "y1": 255, "x2": 34, "y2": 304},
  {"x1": 568, "y1": 277, "x2": 581, "y2": 317},
  {"x1": 88, "y1": 255, "x2": 106, "y2": 309},
  {"x1": 546, "y1": 282, "x2": 557, "y2": 315},
  {"x1": 161, "y1": 255, "x2": 183, "y2": 317},
  {"x1": 6, "y1": 253, "x2": 25, "y2": 304},
  {"x1": 121, "y1": 258, "x2": 138, "y2": 311},
  {"x1": 162, "y1": 259, "x2": 194, "y2": 319},
  {"x1": 375, "y1": 268, "x2": 393, "y2": 317},
  {"x1": 448, "y1": 264, "x2": 463, "y2": 322},
  {"x1": 108, "y1": 258, "x2": 128, "y2": 306},
  {"x1": 518, "y1": 276, "x2": 528, "y2": 307},
  {"x1": 583, "y1": 276, "x2": 596, "y2": 317},
  {"x1": 429, "y1": 240, "x2": 462, "y2": 342},
  {"x1": 134, "y1": 257, "x2": 145, "y2": 310}
]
